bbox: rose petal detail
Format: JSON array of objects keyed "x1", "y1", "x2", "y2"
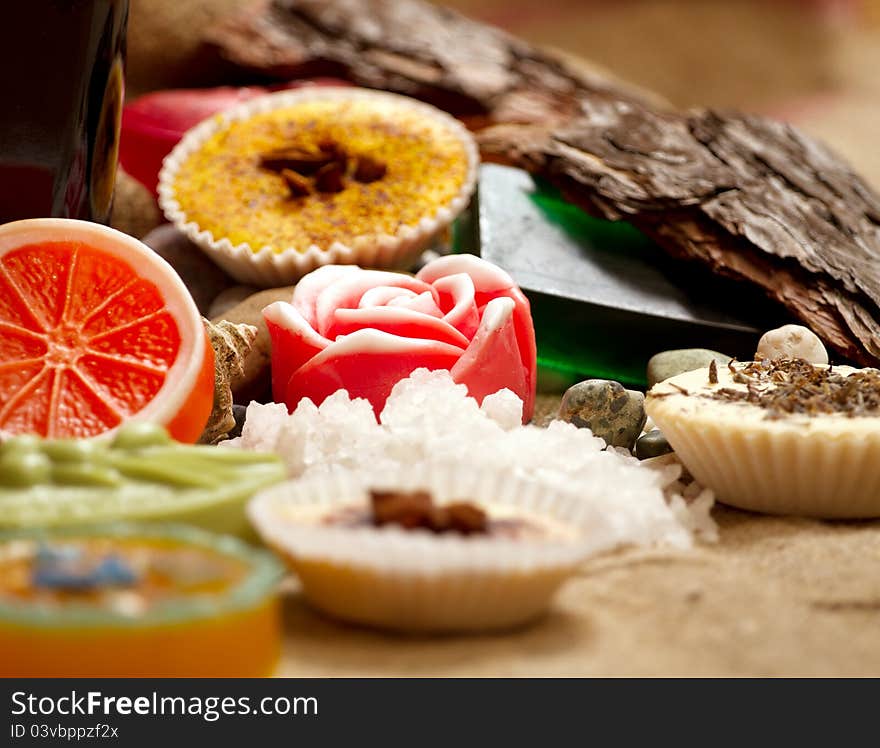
[
  {"x1": 360, "y1": 286, "x2": 418, "y2": 308},
  {"x1": 502, "y1": 286, "x2": 537, "y2": 418},
  {"x1": 263, "y1": 301, "x2": 330, "y2": 402},
  {"x1": 291, "y1": 264, "x2": 361, "y2": 327},
  {"x1": 314, "y1": 270, "x2": 434, "y2": 337},
  {"x1": 328, "y1": 306, "x2": 470, "y2": 347},
  {"x1": 416, "y1": 254, "x2": 515, "y2": 295},
  {"x1": 285, "y1": 329, "x2": 464, "y2": 415},
  {"x1": 387, "y1": 290, "x2": 444, "y2": 318},
  {"x1": 418, "y1": 257, "x2": 535, "y2": 407},
  {"x1": 451, "y1": 297, "x2": 532, "y2": 422},
  {"x1": 269, "y1": 254, "x2": 537, "y2": 424},
  {"x1": 432, "y1": 273, "x2": 480, "y2": 339}
]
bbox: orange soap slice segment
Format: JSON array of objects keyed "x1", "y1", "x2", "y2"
[{"x1": 0, "y1": 219, "x2": 213, "y2": 442}]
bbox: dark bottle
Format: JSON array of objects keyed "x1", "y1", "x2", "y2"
[{"x1": 0, "y1": 0, "x2": 128, "y2": 224}]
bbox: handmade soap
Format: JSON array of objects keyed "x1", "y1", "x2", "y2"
[
  {"x1": 159, "y1": 87, "x2": 478, "y2": 285},
  {"x1": 648, "y1": 358, "x2": 880, "y2": 517},
  {"x1": 0, "y1": 423, "x2": 285, "y2": 538},
  {"x1": 0, "y1": 218, "x2": 213, "y2": 442},
  {"x1": 0, "y1": 524, "x2": 282, "y2": 677},
  {"x1": 263, "y1": 254, "x2": 537, "y2": 421},
  {"x1": 460, "y1": 165, "x2": 782, "y2": 387}
]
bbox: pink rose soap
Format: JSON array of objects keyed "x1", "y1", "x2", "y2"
[{"x1": 263, "y1": 254, "x2": 537, "y2": 421}]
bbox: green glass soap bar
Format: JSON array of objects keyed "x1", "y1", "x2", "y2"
[
  {"x1": 0, "y1": 424, "x2": 286, "y2": 539},
  {"x1": 455, "y1": 165, "x2": 786, "y2": 388}
]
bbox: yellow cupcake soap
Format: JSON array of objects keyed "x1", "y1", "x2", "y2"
[{"x1": 160, "y1": 87, "x2": 478, "y2": 286}]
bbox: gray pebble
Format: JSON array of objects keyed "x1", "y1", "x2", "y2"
[
  {"x1": 143, "y1": 224, "x2": 232, "y2": 315},
  {"x1": 647, "y1": 348, "x2": 732, "y2": 388},
  {"x1": 636, "y1": 430, "x2": 673, "y2": 460},
  {"x1": 558, "y1": 379, "x2": 646, "y2": 451},
  {"x1": 209, "y1": 285, "x2": 259, "y2": 319}
]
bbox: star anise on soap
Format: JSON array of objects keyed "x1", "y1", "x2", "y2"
[
  {"x1": 259, "y1": 137, "x2": 386, "y2": 196},
  {"x1": 259, "y1": 140, "x2": 341, "y2": 175},
  {"x1": 314, "y1": 161, "x2": 346, "y2": 193},
  {"x1": 353, "y1": 155, "x2": 387, "y2": 183},
  {"x1": 370, "y1": 490, "x2": 488, "y2": 535},
  {"x1": 280, "y1": 169, "x2": 312, "y2": 198},
  {"x1": 431, "y1": 502, "x2": 490, "y2": 535}
]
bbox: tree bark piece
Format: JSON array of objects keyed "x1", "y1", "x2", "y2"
[
  {"x1": 205, "y1": 0, "x2": 880, "y2": 365},
  {"x1": 205, "y1": 0, "x2": 654, "y2": 123},
  {"x1": 479, "y1": 105, "x2": 880, "y2": 363}
]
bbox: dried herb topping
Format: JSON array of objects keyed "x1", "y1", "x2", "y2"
[{"x1": 707, "y1": 358, "x2": 880, "y2": 419}]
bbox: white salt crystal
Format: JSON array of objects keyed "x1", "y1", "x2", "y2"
[
  {"x1": 224, "y1": 401, "x2": 288, "y2": 453},
  {"x1": 232, "y1": 369, "x2": 716, "y2": 551},
  {"x1": 276, "y1": 391, "x2": 387, "y2": 476},
  {"x1": 382, "y1": 368, "x2": 479, "y2": 430},
  {"x1": 480, "y1": 388, "x2": 523, "y2": 430}
]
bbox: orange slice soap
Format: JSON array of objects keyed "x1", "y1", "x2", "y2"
[{"x1": 0, "y1": 219, "x2": 213, "y2": 442}]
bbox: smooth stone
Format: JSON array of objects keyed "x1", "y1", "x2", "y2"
[
  {"x1": 209, "y1": 285, "x2": 259, "y2": 319},
  {"x1": 558, "y1": 379, "x2": 646, "y2": 451},
  {"x1": 143, "y1": 224, "x2": 232, "y2": 315},
  {"x1": 647, "y1": 348, "x2": 732, "y2": 387},
  {"x1": 636, "y1": 430, "x2": 673, "y2": 460},
  {"x1": 756, "y1": 324, "x2": 828, "y2": 364},
  {"x1": 212, "y1": 286, "x2": 296, "y2": 400}
]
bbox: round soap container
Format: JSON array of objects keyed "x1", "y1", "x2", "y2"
[
  {"x1": 248, "y1": 463, "x2": 601, "y2": 633},
  {"x1": 0, "y1": 524, "x2": 283, "y2": 677},
  {"x1": 647, "y1": 360, "x2": 880, "y2": 518},
  {"x1": 159, "y1": 87, "x2": 479, "y2": 286}
]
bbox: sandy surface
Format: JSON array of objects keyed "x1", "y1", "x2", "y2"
[
  {"x1": 278, "y1": 396, "x2": 880, "y2": 677},
  {"x1": 277, "y1": 507, "x2": 880, "y2": 677}
]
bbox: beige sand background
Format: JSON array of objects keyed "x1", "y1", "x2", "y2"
[
  {"x1": 127, "y1": 0, "x2": 880, "y2": 675},
  {"x1": 276, "y1": 396, "x2": 880, "y2": 677}
]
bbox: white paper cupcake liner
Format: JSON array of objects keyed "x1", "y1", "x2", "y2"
[
  {"x1": 648, "y1": 365, "x2": 880, "y2": 518},
  {"x1": 247, "y1": 462, "x2": 610, "y2": 632},
  {"x1": 158, "y1": 87, "x2": 479, "y2": 286}
]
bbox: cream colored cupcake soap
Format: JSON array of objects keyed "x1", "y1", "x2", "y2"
[
  {"x1": 647, "y1": 357, "x2": 880, "y2": 518},
  {"x1": 159, "y1": 87, "x2": 479, "y2": 286},
  {"x1": 247, "y1": 465, "x2": 596, "y2": 633}
]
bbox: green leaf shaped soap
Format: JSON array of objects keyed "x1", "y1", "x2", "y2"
[{"x1": 0, "y1": 424, "x2": 285, "y2": 539}]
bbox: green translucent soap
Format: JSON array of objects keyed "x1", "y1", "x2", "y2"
[
  {"x1": 455, "y1": 165, "x2": 780, "y2": 390},
  {"x1": 0, "y1": 424, "x2": 286, "y2": 539}
]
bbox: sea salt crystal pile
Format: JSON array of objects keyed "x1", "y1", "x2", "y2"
[{"x1": 228, "y1": 369, "x2": 716, "y2": 551}]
